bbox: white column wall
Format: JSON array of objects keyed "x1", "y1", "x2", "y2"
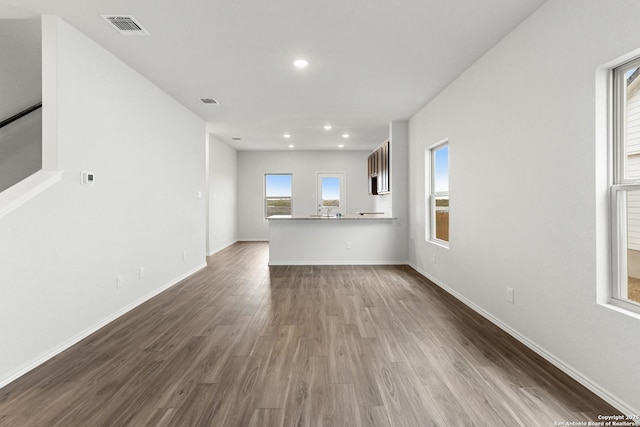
[{"x1": 208, "y1": 134, "x2": 238, "y2": 255}]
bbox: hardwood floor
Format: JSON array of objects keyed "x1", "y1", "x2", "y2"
[{"x1": 0, "y1": 242, "x2": 619, "y2": 426}]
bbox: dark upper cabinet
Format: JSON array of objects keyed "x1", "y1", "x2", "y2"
[{"x1": 368, "y1": 140, "x2": 390, "y2": 195}]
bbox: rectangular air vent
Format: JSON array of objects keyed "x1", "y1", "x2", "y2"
[
  {"x1": 232, "y1": 137, "x2": 242, "y2": 141},
  {"x1": 101, "y1": 15, "x2": 149, "y2": 35},
  {"x1": 200, "y1": 98, "x2": 220, "y2": 105}
]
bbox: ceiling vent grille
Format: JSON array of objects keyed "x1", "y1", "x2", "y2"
[
  {"x1": 200, "y1": 98, "x2": 220, "y2": 105},
  {"x1": 101, "y1": 15, "x2": 149, "y2": 35}
]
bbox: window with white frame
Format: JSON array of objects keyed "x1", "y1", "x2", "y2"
[
  {"x1": 611, "y1": 56, "x2": 640, "y2": 311},
  {"x1": 427, "y1": 141, "x2": 449, "y2": 245},
  {"x1": 265, "y1": 173, "x2": 292, "y2": 218},
  {"x1": 316, "y1": 172, "x2": 345, "y2": 216}
]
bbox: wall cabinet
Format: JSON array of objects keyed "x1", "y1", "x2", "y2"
[{"x1": 368, "y1": 140, "x2": 390, "y2": 195}]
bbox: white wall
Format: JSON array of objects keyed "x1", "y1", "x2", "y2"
[
  {"x1": 0, "y1": 19, "x2": 42, "y2": 192},
  {"x1": 0, "y1": 109, "x2": 42, "y2": 192},
  {"x1": 237, "y1": 150, "x2": 374, "y2": 240},
  {"x1": 208, "y1": 134, "x2": 238, "y2": 254},
  {"x1": 408, "y1": 0, "x2": 640, "y2": 414},
  {"x1": 371, "y1": 121, "x2": 409, "y2": 262},
  {"x1": 269, "y1": 219, "x2": 405, "y2": 265},
  {"x1": 0, "y1": 17, "x2": 206, "y2": 387},
  {"x1": 0, "y1": 19, "x2": 41, "y2": 118},
  {"x1": 390, "y1": 121, "x2": 409, "y2": 261}
]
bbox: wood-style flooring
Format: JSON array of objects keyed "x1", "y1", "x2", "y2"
[{"x1": 0, "y1": 242, "x2": 620, "y2": 426}]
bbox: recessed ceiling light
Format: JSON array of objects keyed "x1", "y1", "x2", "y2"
[
  {"x1": 342, "y1": 133, "x2": 350, "y2": 138},
  {"x1": 293, "y1": 59, "x2": 309, "y2": 69},
  {"x1": 288, "y1": 144, "x2": 295, "y2": 148},
  {"x1": 283, "y1": 133, "x2": 291, "y2": 139},
  {"x1": 324, "y1": 125, "x2": 332, "y2": 130},
  {"x1": 338, "y1": 144, "x2": 344, "y2": 148}
]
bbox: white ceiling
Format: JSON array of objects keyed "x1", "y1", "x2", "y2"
[{"x1": 0, "y1": 0, "x2": 546, "y2": 151}]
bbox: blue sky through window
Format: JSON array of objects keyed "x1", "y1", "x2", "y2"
[
  {"x1": 322, "y1": 177, "x2": 340, "y2": 201},
  {"x1": 434, "y1": 146, "x2": 449, "y2": 192},
  {"x1": 265, "y1": 174, "x2": 292, "y2": 197}
]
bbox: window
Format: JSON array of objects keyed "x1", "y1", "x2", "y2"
[
  {"x1": 265, "y1": 174, "x2": 292, "y2": 218},
  {"x1": 321, "y1": 177, "x2": 340, "y2": 207},
  {"x1": 611, "y1": 56, "x2": 640, "y2": 311},
  {"x1": 317, "y1": 172, "x2": 345, "y2": 216},
  {"x1": 427, "y1": 141, "x2": 449, "y2": 245}
]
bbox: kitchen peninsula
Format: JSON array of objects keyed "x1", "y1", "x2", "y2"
[{"x1": 268, "y1": 214, "x2": 402, "y2": 265}]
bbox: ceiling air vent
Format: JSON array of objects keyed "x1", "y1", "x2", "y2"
[
  {"x1": 200, "y1": 98, "x2": 220, "y2": 105},
  {"x1": 101, "y1": 15, "x2": 149, "y2": 35},
  {"x1": 232, "y1": 137, "x2": 242, "y2": 141}
]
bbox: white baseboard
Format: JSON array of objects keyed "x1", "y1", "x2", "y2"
[
  {"x1": 208, "y1": 239, "x2": 238, "y2": 256},
  {"x1": 0, "y1": 262, "x2": 207, "y2": 389},
  {"x1": 408, "y1": 263, "x2": 638, "y2": 418},
  {"x1": 268, "y1": 260, "x2": 406, "y2": 266},
  {"x1": 237, "y1": 238, "x2": 269, "y2": 242}
]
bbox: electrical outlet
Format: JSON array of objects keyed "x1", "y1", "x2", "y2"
[
  {"x1": 214, "y1": 234, "x2": 218, "y2": 240},
  {"x1": 431, "y1": 253, "x2": 436, "y2": 263},
  {"x1": 139, "y1": 267, "x2": 145, "y2": 278},
  {"x1": 116, "y1": 275, "x2": 123, "y2": 289},
  {"x1": 182, "y1": 251, "x2": 187, "y2": 261},
  {"x1": 507, "y1": 287, "x2": 514, "y2": 304},
  {"x1": 346, "y1": 241, "x2": 351, "y2": 249}
]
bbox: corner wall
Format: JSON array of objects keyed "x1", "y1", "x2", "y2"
[
  {"x1": 372, "y1": 121, "x2": 409, "y2": 261},
  {"x1": 408, "y1": 0, "x2": 640, "y2": 413},
  {"x1": 0, "y1": 17, "x2": 206, "y2": 387},
  {"x1": 207, "y1": 134, "x2": 238, "y2": 255}
]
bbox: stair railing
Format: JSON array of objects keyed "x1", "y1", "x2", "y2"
[{"x1": 0, "y1": 102, "x2": 42, "y2": 129}]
